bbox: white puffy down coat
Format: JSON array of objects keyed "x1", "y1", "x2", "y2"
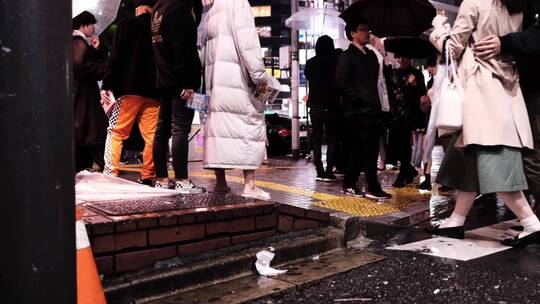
[{"x1": 200, "y1": 0, "x2": 270, "y2": 170}]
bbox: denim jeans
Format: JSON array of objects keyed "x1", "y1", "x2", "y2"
[{"x1": 153, "y1": 93, "x2": 194, "y2": 179}]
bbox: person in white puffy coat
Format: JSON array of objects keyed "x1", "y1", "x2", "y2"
[{"x1": 199, "y1": 0, "x2": 271, "y2": 200}]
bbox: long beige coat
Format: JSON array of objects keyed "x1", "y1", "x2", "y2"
[{"x1": 430, "y1": 0, "x2": 533, "y2": 149}]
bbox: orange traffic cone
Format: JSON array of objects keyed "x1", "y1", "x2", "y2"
[{"x1": 76, "y1": 207, "x2": 107, "y2": 304}]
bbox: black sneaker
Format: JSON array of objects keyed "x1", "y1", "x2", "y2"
[
  {"x1": 392, "y1": 176, "x2": 407, "y2": 188},
  {"x1": 417, "y1": 179, "x2": 432, "y2": 191},
  {"x1": 365, "y1": 189, "x2": 392, "y2": 200},
  {"x1": 342, "y1": 187, "x2": 364, "y2": 197},
  {"x1": 136, "y1": 178, "x2": 153, "y2": 187},
  {"x1": 316, "y1": 174, "x2": 326, "y2": 181},
  {"x1": 323, "y1": 172, "x2": 337, "y2": 182}
]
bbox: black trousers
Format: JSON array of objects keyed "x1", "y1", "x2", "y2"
[
  {"x1": 310, "y1": 108, "x2": 339, "y2": 175},
  {"x1": 343, "y1": 116, "x2": 383, "y2": 192},
  {"x1": 75, "y1": 144, "x2": 104, "y2": 172},
  {"x1": 389, "y1": 126, "x2": 416, "y2": 177},
  {"x1": 524, "y1": 93, "x2": 540, "y2": 198},
  {"x1": 153, "y1": 93, "x2": 194, "y2": 179}
]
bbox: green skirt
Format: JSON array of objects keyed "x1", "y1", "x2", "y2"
[{"x1": 436, "y1": 133, "x2": 528, "y2": 194}]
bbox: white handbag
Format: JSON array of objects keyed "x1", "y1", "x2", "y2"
[{"x1": 435, "y1": 46, "x2": 464, "y2": 130}]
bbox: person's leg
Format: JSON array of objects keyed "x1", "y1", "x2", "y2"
[
  {"x1": 213, "y1": 169, "x2": 229, "y2": 193},
  {"x1": 415, "y1": 132, "x2": 425, "y2": 168},
  {"x1": 137, "y1": 98, "x2": 160, "y2": 180},
  {"x1": 75, "y1": 145, "x2": 92, "y2": 172},
  {"x1": 324, "y1": 114, "x2": 339, "y2": 177},
  {"x1": 523, "y1": 96, "x2": 540, "y2": 208},
  {"x1": 170, "y1": 96, "x2": 194, "y2": 181},
  {"x1": 153, "y1": 95, "x2": 172, "y2": 184},
  {"x1": 378, "y1": 132, "x2": 387, "y2": 170},
  {"x1": 343, "y1": 117, "x2": 362, "y2": 191},
  {"x1": 104, "y1": 96, "x2": 142, "y2": 176},
  {"x1": 438, "y1": 191, "x2": 477, "y2": 228},
  {"x1": 362, "y1": 124, "x2": 387, "y2": 196},
  {"x1": 411, "y1": 132, "x2": 420, "y2": 168},
  {"x1": 309, "y1": 110, "x2": 325, "y2": 177},
  {"x1": 393, "y1": 127, "x2": 416, "y2": 186},
  {"x1": 498, "y1": 191, "x2": 540, "y2": 238},
  {"x1": 92, "y1": 144, "x2": 105, "y2": 172},
  {"x1": 242, "y1": 170, "x2": 270, "y2": 199}
]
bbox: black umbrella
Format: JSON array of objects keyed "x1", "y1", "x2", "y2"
[
  {"x1": 384, "y1": 37, "x2": 438, "y2": 58},
  {"x1": 339, "y1": 0, "x2": 436, "y2": 38}
]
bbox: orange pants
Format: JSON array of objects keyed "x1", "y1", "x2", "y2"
[{"x1": 104, "y1": 95, "x2": 160, "y2": 180}]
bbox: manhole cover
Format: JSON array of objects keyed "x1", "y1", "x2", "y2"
[{"x1": 84, "y1": 193, "x2": 247, "y2": 216}]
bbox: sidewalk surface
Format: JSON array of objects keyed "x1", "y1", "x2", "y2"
[{"x1": 118, "y1": 146, "x2": 454, "y2": 224}]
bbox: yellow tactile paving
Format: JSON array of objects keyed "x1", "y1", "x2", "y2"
[
  {"x1": 313, "y1": 187, "x2": 433, "y2": 217},
  {"x1": 190, "y1": 172, "x2": 342, "y2": 201},
  {"x1": 119, "y1": 165, "x2": 436, "y2": 217}
]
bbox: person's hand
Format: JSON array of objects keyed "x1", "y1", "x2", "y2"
[
  {"x1": 90, "y1": 35, "x2": 100, "y2": 50},
  {"x1": 474, "y1": 35, "x2": 501, "y2": 60},
  {"x1": 253, "y1": 81, "x2": 268, "y2": 100},
  {"x1": 407, "y1": 74, "x2": 417, "y2": 86},
  {"x1": 100, "y1": 90, "x2": 111, "y2": 105},
  {"x1": 432, "y1": 15, "x2": 448, "y2": 29},
  {"x1": 180, "y1": 89, "x2": 194, "y2": 100}
]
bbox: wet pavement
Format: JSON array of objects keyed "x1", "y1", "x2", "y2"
[
  {"x1": 118, "y1": 146, "x2": 452, "y2": 224},
  {"x1": 251, "y1": 198, "x2": 540, "y2": 304},
  {"x1": 116, "y1": 150, "x2": 540, "y2": 303}
]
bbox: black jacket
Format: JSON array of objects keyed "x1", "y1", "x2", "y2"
[
  {"x1": 500, "y1": 0, "x2": 540, "y2": 96},
  {"x1": 305, "y1": 37, "x2": 341, "y2": 112},
  {"x1": 335, "y1": 44, "x2": 382, "y2": 118},
  {"x1": 102, "y1": 13, "x2": 157, "y2": 100},
  {"x1": 385, "y1": 65, "x2": 426, "y2": 129},
  {"x1": 73, "y1": 36, "x2": 108, "y2": 146},
  {"x1": 151, "y1": 0, "x2": 202, "y2": 93}
]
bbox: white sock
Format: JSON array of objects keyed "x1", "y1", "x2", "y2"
[
  {"x1": 519, "y1": 215, "x2": 540, "y2": 238},
  {"x1": 439, "y1": 213, "x2": 466, "y2": 228}
]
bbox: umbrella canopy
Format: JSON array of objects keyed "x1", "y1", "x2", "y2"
[
  {"x1": 72, "y1": 0, "x2": 121, "y2": 35},
  {"x1": 339, "y1": 0, "x2": 436, "y2": 38},
  {"x1": 286, "y1": 7, "x2": 346, "y2": 39},
  {"x1": 384, "y1": 36, "x2": 437, "y2": 58}
]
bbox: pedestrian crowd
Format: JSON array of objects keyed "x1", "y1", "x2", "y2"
[
  {"x1": 72, "y1": 0, "x2": 272, "y2": 200},
  {"x1": 71, "y1": 0, "x2": 540, "y2": 245}
]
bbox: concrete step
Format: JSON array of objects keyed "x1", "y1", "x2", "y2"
[{"x1": 104, "y1": 227, "x2": 345, "y2": 304}]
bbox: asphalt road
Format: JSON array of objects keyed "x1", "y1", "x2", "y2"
[{"x1": 251, "y1": 196, "x2": 540, "y2": 304}]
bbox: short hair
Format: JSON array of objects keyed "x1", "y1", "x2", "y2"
[
  {"x1": 345, "y1": 17, "x2": 369, "y2": 41},
  {"x1": 73, "y1": 11, "x2": 97, "y2": 30}
]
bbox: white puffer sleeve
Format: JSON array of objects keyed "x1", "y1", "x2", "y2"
[{"x1": 230, "y1": 0, "x2": 268, "y2": 85}]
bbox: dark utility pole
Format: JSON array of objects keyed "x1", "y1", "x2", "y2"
[{"x1": 0, "y1": 1, "x2": 76, "y2": 303}]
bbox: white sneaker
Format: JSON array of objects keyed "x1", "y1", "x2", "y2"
[
  {"x1": 241, "y1": 189, "x2": 271, "y2": 201},
  {"x1": 154, "y1": 180, "x2": 171, "y2": 189},
  {"x1": 175, "y1": 180, "x2": 206, "y2": 194}
]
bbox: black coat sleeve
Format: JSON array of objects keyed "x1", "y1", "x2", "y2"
[
  {"x1": 501, "y1": 22, "x2": 540, "y2": 56},
  {"x1": 102, "y1": 20, "x2": 130, "y2": 93},
  {"x1": 165, "y1": 6, "x2": 202, "y2": 90},
  {"x1": 335, "y1": 53, "x2": 366, "y2": 105},
  {"x1": 73, "y1": 39, "x2": 107, "y2": 82}
]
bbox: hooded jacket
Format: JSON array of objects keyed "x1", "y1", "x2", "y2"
[
  {"x1": 102, "y1": 13, "x2": 157, "y2": 100},
  {"x1": 151, "y1": 0, "x2": 202, "y2": 93},
  {"x1": 304, "y1": 36, "x2": 341, "y2": 111}
]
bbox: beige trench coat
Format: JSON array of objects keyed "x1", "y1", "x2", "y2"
[{"x1": 430, "y1": 0, "x2": 533, "y2": 149}]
